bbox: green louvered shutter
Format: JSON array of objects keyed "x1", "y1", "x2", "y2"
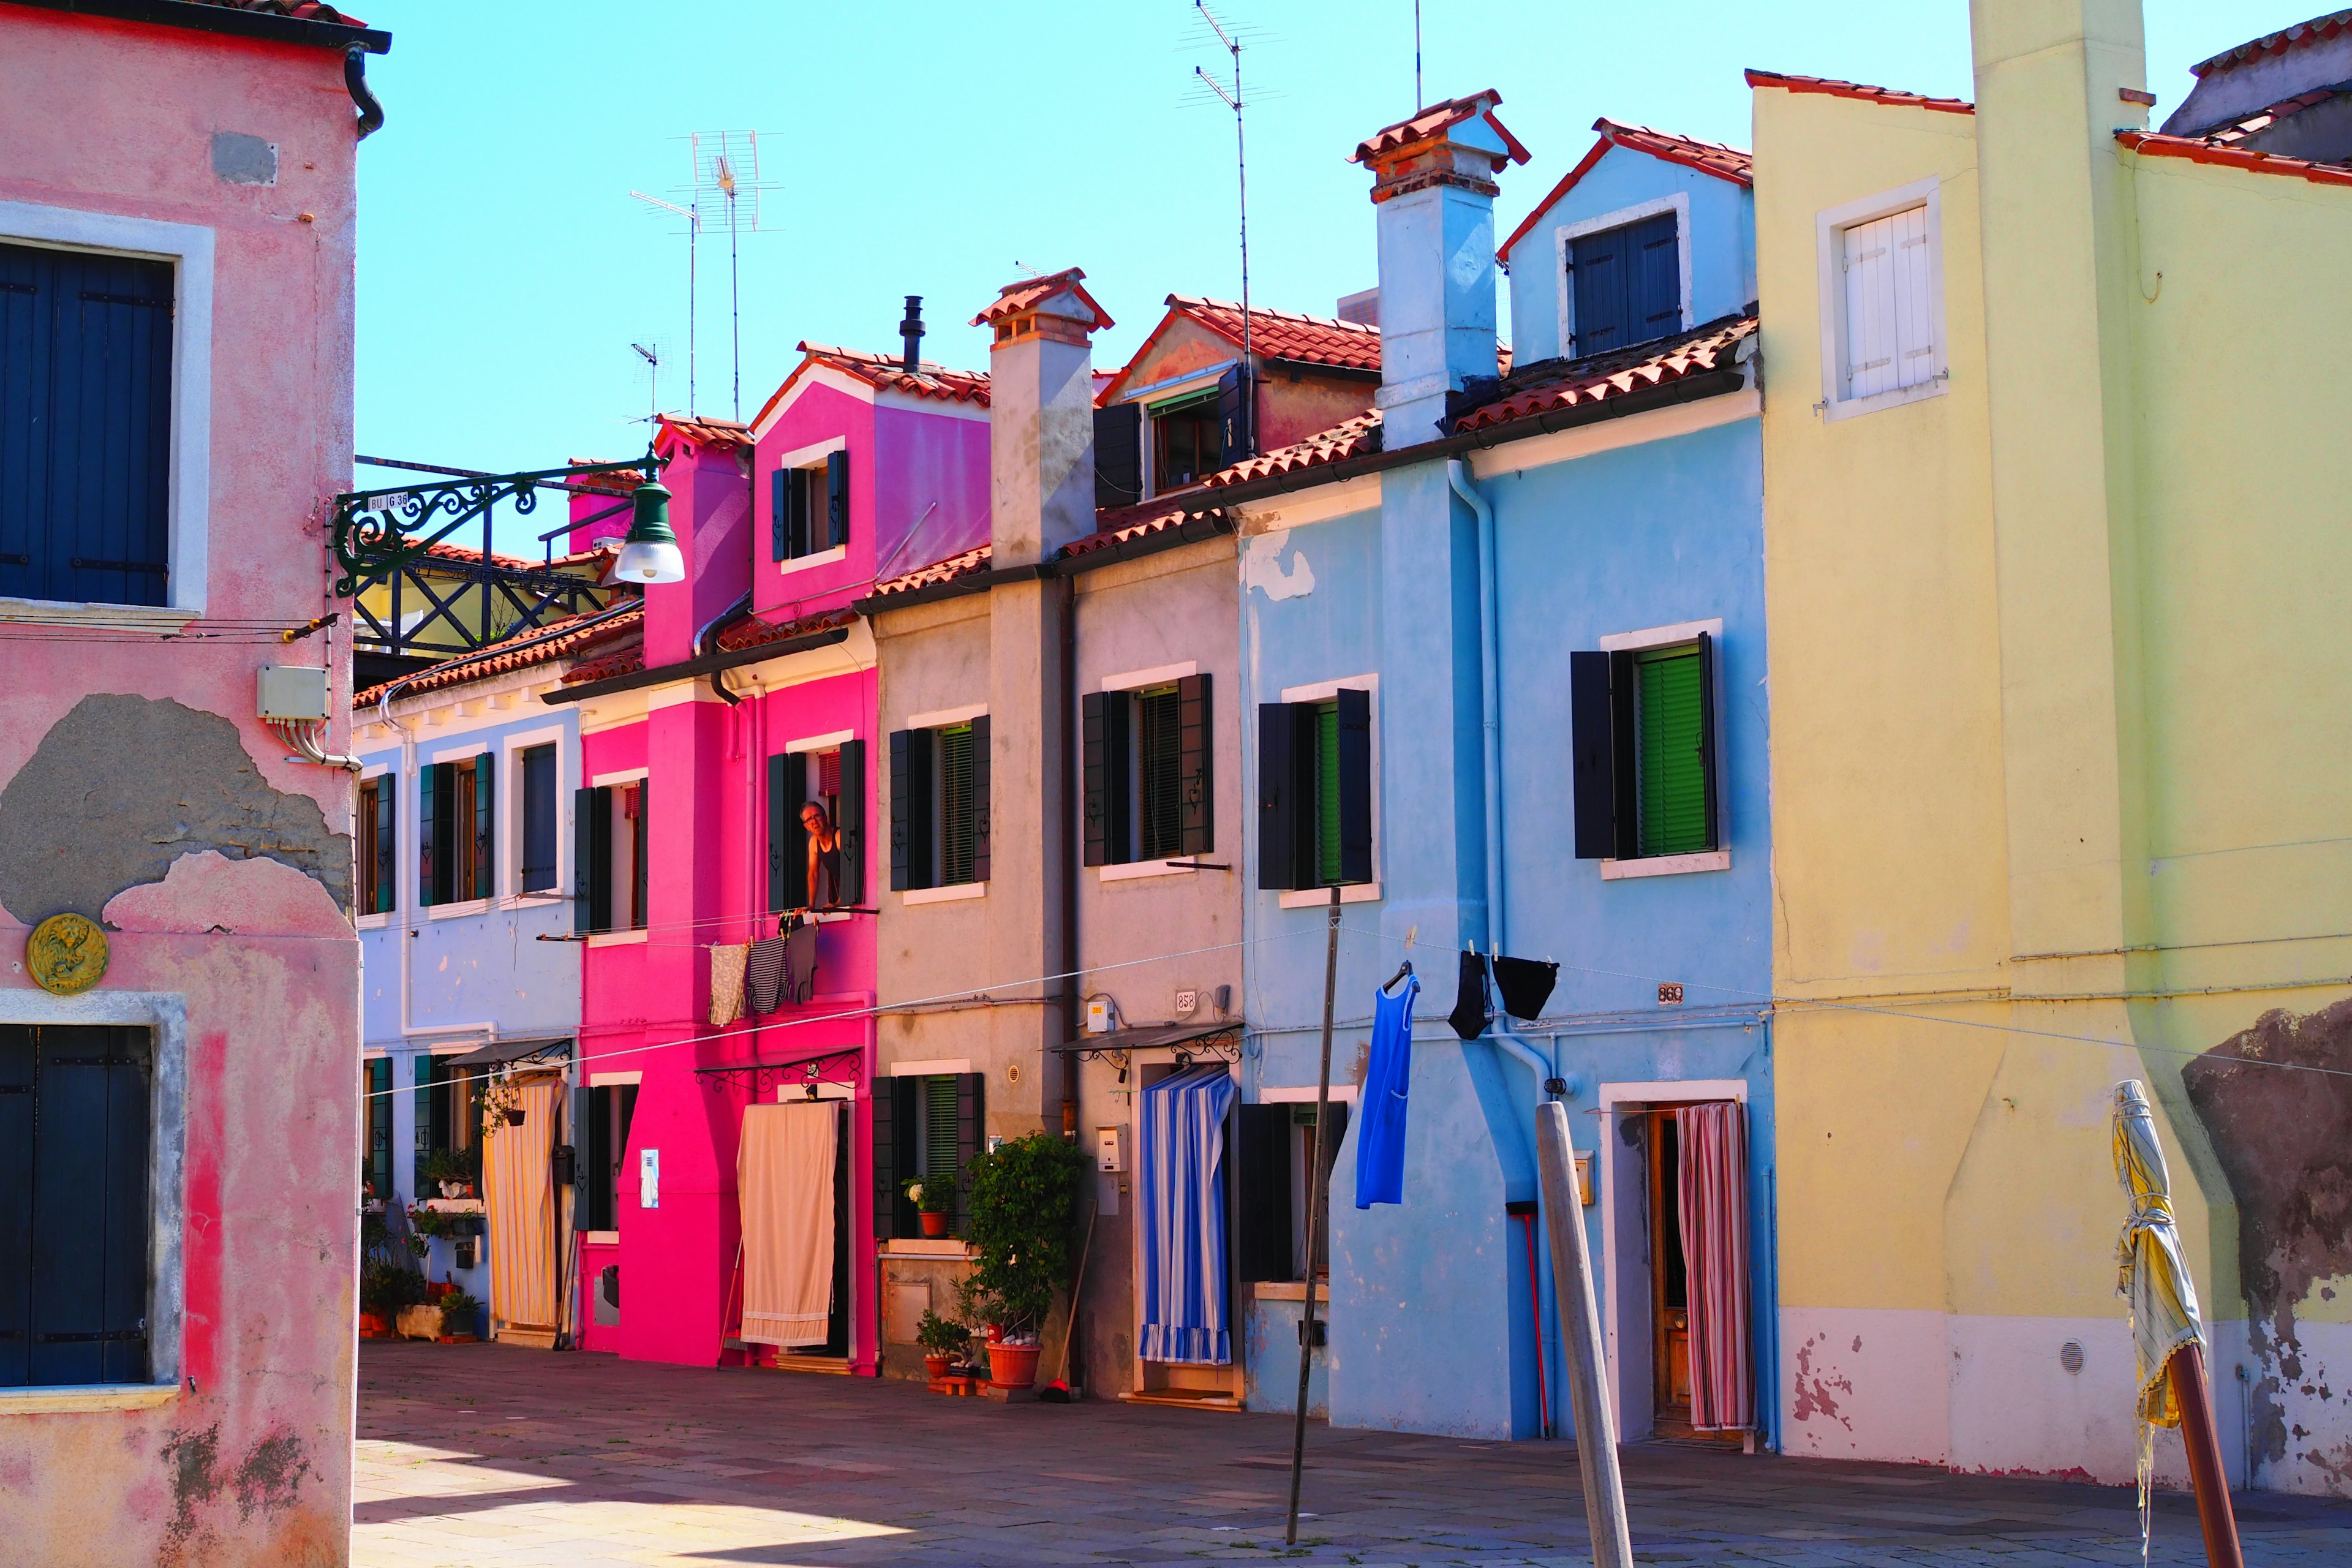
[
  {"x1": 1314, "y1": 702, "x2": 1342, "y2": 885},
  {"x1": 1635, "y1": 646, "x2": 1709, "y2": 856}
]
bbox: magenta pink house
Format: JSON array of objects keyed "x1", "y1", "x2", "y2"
[{"x1": 548, "y1": 335, "x2": 989, "y2": 1374}]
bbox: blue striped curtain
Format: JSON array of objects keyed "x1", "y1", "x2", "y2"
[{"x1": 1138, "y1": 1064, "x2": 1238, "y2": 1363}]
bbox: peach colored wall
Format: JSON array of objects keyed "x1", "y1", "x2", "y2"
[
  {"x1": 0, "y1": 9, "x2": 363, "y2": 1564},
  {"x1": 1112, "y1": 315, "x2": 1377, "y2": 458}
]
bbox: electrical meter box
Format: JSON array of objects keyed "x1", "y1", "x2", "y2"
[
  {"x1": 1095, "y1": 1125, "x2": 1125, "y2": 1173},
  {"x1": 257, "y1": 665, "x2": 330, "y2": 722},
  {"x1": 1084, "y1": 998, "x2": 1112, "y2": 1035}
]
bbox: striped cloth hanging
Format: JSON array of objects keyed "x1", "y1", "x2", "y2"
[
  {"x1": 1138, "y1": 1064, "x2": 1238, "y2": 1364},
  {"x1": 485, "y1": 1077, "x2": 564, "y2": 1335},
  {"x1": 1675, "y1": 1099, "x2": 1753, "y2": 1432},
  {"x1": 744, "y1": 937, "x2": 788, "y2": 1016}
]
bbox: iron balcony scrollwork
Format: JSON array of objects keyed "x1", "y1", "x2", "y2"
[
  {"x1": 330, "y1": 453, "x2": 657, "y2": 599},
  {"x1": 695, "y1": 1046, "x2": 865, "y2": 1100}
]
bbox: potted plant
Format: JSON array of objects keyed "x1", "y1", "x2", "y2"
[
  {"x1": 421, "y1": 1148, "x2": 477, "y2": 1200},
  {"x1": 434, "y1": 1287, "x2": 483, "y2": 1343},
  {"x1": 902, "y1": 1173, "x2": 957, "y2": 1238},
  {"x1": 914, "y1": 1308, "x2": 968, "y2": 1381},
  {"x1": 360, "y1": 1261, "x2": 428, "y2": 1337},
  {"x1": 954, "y1": 1132, "x2": 1091, "y2": 1390}
]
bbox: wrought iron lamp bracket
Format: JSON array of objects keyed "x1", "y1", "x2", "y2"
[{"x1": 330, "y1": 451, "x2": 662, "y2": 598}]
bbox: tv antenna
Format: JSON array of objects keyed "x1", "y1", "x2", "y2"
[
  {"x1": 631, "y1": 130, "x2": 776, "y2": 421},
  {"x1": 630, "y1": 342, "x2": 660, "y2": 425},
  {"x1": 1192, "y1": 2, "x2": 1256, "y2": 456}
]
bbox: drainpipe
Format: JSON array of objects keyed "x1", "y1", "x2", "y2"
[
  {"x1": 1450, "y1": 456, "x2": 1568, "y2": 1438},
  {"x1": 698, "y1": 590, "x2": 753, "y2": 706}
]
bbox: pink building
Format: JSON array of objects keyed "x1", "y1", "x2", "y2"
[
  {"x1": 548, "y1": 334, "x2": 989, "y2": 1373},
  {"x1": 0, "y1": 0, "x2": 384, "y2": 1559}
]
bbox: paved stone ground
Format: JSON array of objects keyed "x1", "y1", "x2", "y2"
[{"x1": 355, "y1": 1341, "x2": 2352, "y2": 1567}]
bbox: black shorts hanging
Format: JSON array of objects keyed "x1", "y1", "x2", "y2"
[{"x1": 1447, "y1": 949, "x2": 1490, "y2": 1041}]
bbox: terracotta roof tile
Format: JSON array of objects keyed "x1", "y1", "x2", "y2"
[
  {"x1": 1499, "y1": 120, "x2": 1751, "y2": 263},
  {"x1": 1353, "y1": 89, "x2": 1532, "y2": 167},
  {"x1": 2117, "y1": 127, "x2": 2352, "y2": 188},
  {"x1": 1055, "y1": 503, "x2": 1191, "y2": 562},
  {"x1": 657, "y1": 414, "x2": 753, "y2": 451},
  {"x1": 355, "y1": 602, "x2": 641, "y2": 707},
  {"x1": 797, "y1": 344, "x2": 990, "y2": 406},
  {"x1": 1166, "y1": 296, "x2": 1381, "y2": 372},
  {"x1": 870, "y1": 543, "x2": 993, "y2": 599},
  {"x1": 559, "y1": 637, "x2": 645, "y2": 687},
  {"x1": 2192, "y1": 87, "x2": 2348, "y2": 148},
  {"x1": 710, "y1": 606, "x2": 859, "y2": 654},
  {"x1": 1744, "y1": 69, "x2": 1973, "y2": 116},
  {"x1": 2193, "y1": 9, "x2": 2352, "y2": 78},
  {"x1": 189, "y1": 0, "x2": 370, "y2": 23},
  {"x1": 971, "y1": 267, "x2": 1114, "y2": 330},
  {"x1": 1450, "y1": 314, "x2": 1755, "y2": 432},
  {"x1": 1208, "y1": 412, "x2": 1383, "y2": 488}
]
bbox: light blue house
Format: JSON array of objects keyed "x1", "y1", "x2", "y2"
[
  {"x1": 353, "y1": 610, "x2": 614, "y2": 1307},
  {"x1": 1222, "y1": 96, "x2": 1776, "y2": 1447}
]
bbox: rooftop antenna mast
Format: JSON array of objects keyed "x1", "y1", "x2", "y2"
[
  {"x1": 1414, "y1": 0, "x2": 1423, "y2": 108},
  {"x1": 630, "y1": 342, "x2": 660, "y2": 426},
  {"x1": 628, "y1": 189, "x2": 699, "y2": 415},
  {"x1": 688, "y1": 130, "x2": 775, "y2": 422},
  {"x1": 1194, "y1": 2, "x2": 1253, "y2": 456}
]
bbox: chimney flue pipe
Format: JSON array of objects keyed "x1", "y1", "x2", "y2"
[{"x1": 900, "y1": 295, "x2": 924, "y2": 373}]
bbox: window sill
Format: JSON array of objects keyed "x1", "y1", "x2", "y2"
[
  {"x1": 902, "y1": 882, "x2": 984, "y2": 907},
  {"x1": 584, "y1": 1230, "x2": 620, "y2": 1245},
  {"x1": 356, "y1": 911, "x2": 390, "y2": 930},
  {"x1": 0, "y1": 1382, "x2": 179, "y2": 1415},
  {"x1": 881, "y1": 1238, "x2": 974, "y2": 1258},
  {"x1": 1601, "y1": 850, "x2": 1730, "y2": 880},
  {"x1": 1096, "y1": 859, "x2": 1197, "y2": 883},
  {"x1": 426, "y1": 898, "x2": 491, "y2": 921},
  {"x1": 777, "y1": 545, "x2": 847, "y2": 576},
  {"x1": 418, "y1": 1198, "x2": 484, "y2": 1214},
  {"x1": 1820, "y1": 374, "x2": 1948, "y2": 423},
  {"x1": 1251, "y1": 1281, "x2": 1328, "y2": 1303},
  {"x1": 0, "y1": 598, "x2": 195, "y2": 632},
  {"x1": 587, "y1": 929, "x2": 649, "y2": 947},
  {"x1": 1277, "y1": 881, "x2": 1380, "y2": 910}
]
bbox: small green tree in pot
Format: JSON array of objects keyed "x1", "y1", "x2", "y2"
[{"x1": 954, "y1": 1131, "x2": 1091, "y2": 1390}]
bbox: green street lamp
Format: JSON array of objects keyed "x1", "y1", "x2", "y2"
[{"x1": 614, "y1": 473, "x2": 683, "y2": 584}]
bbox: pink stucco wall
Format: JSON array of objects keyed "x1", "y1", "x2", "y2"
[{"x1": 0, "y1": 10, "x2": 364, "y2": 1564}]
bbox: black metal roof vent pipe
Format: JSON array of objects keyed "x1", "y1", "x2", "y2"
[{"x1": 900, "y1": 295, "x2": 924, "y2": 374}]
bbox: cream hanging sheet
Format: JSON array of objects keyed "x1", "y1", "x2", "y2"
[{"x1": 737, "y1": 1101, "x2": 838, "y2": 1348}]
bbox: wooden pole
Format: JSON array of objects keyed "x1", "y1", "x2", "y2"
[
  {"x1": 1285, "y1": 886, "x2": 1343, "y2": 1547},
  {"x1": 2168, "y1": 1341, "x2": 2245, "y2": 1568},
  {"x1": 1536, "y1": 1099, "x2": 1634, "y2": 1568}
]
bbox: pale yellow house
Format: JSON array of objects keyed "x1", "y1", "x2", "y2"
[{"x1": 1753, "y1": 0, "x2": 2352, "y2": 1494}]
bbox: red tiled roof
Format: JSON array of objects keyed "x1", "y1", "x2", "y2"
[
  {"x1": 1450, "y1": 315, "x2": 1755, "y2": 432},
  {"x1": 2193, "y1": 9, "x2": 2352, "y2": 77},
  {"x1": 1056, "y1": 502, "x2": 1192, "y2": 562},
  {"x1": 1745, "y1": 69, "x2": 1973, "y2": 116},
  {"x1": 870, "y1": 543, "x2": 993, "y2": 600},
  {"x1": 971, "y1": 267, "x2": 1114, "y2": 330},
  {"x1": 800, "y1": 345, "x2": 990, "y2": 405},
  {"x1": 2117, "y1": 128, "x2": 2352, "y2": 188},
  {"x1": 1499, "y1": 120, "x2": 1752, "y2": 263},
  {"x1": 657, "y1": 414, "x2": 753, "y2": 453},
  {"x1": 559, "y1": 638, "x2": 645, "y2": 688},
  {"x1": 565, "y1": 458, "x2": 644, "y2": 495},
  {"x1": 417, "y1": 539, "x2": 540, "y2": 573},
  {"x1": 355, "y1": 603, "x2": 641, "y2": 707},
  {"x1": 2192, "y1": 87, "x2": 2348, "y2": 148},
  {"x1": 710, "y1": 606, "x2": 858, "y2": 654},
  {"x1": 189, "y1": 0, "x2": 370, "y2": 23},
  {"x1": 1353, "y1": 89, "x2": 1533, "y2": 167},
  {"x1": 1096, "y1": 296, "x2": 1381, "y2": 405},
  {"x1": 1207, "y1": 412, "x2": 1383, "y2": 488}
]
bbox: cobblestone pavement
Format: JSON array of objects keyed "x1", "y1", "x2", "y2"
[{"x1": 355, "y1": 1341, "x2": 2352, "y2": 1567}]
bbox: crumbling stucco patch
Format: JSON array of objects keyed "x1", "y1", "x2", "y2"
[
  {"x1": 104, "y1": 848, "x2": 350, "y2": 938},
  {"x1": 2184, "y1": 994, "x2": 2352, "y2": 1472},
  {"x1": 0, "y1": 694, "x2": 350, "y2": 924}
]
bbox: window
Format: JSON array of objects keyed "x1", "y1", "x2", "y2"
[
  {"x1": 413, "y1": 1054, "x2": 480, "y2": 1197},
  {"x1": 1095, "y1": 401, "x2": 1143, "y2": 508},
  {"x1": 1235, "y1": 1100, "x2": 1349, "y2": 1286},
  {"x1": 889, "y1": 722, "x2": 989, "y2": 892},
  {"x1": 519, "y1": 744, "x2": 559, "y2": 894},
  {"x1": 574, "y1": 779, "x2": 649, "y2": 934},
  {"x1": 768, "y1": 741, "x2": 865, "y2": 911},
  {"x1": 1569, "y1": 633, "x2": 1722, "y2": 867},
  {"x1": 1815, "y1": 178, "x2": 1945, "y2": 420},
  {"x1": 1569, "y1": 210, "x2": 1679, "y2": 356},
  {"x1": 0, "y1": 241, "x2": 174, "y2": 609},
  {"x1": 358, "y1": 775, "x2": 396, "y2": 914},
  {"x1": 1084, "y1": 675, "x2": 1212, "y2": 866},
  {"x1": 363, "y1": 1057, "x2": 393, "y2": 1204},
  {"x1": 419, "y1": 755, "x2": 493, "y2": 907},
  {"x1": 869, "y1": 1072, "x2": 983, "y2": 1240},
  {"x1": 1256, "y1": 687, "x2": 1372, "y2": 891},
  {"x1": 1150, "y1": 391, "x2": 1223, "y2": 492},
  {"x1": 0, "y1": 1025, "x2": 153, "y2": 1388},
  {"x1": 570, "y1": 1082, "x2": 639, "y2": 1233},
  {"x1": 771, "y1": 451, "x2": 848, "y2": 563}
]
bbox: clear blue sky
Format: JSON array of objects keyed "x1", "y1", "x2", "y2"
[{"x1": 353, "y1": 0, "x2": 2301, "y2": 526}]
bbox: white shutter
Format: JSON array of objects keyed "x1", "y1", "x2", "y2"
[{"x1": 1841, "y1": 204, "x2": 1934, "y2": 400}]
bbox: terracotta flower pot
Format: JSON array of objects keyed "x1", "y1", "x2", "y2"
[
  {"x1": 923, "y1": 1354, "x2": 952, "y2": 1380},
  {"x1": 987, "y1": 1340, "x2": 1041, "y2": 1390},
  {"x1": 919, "y1": 1210, "x2": 949, "y2": 1238},
  {"x1": 358, "y1": 1312, "x2": 389, "y2": 1338}
]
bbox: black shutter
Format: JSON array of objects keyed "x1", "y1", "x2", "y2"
[
  {"x1": 375, "y1": 773, "x2": 398, "y2": 913},
  {"x1": 573, "y1": 785, "x2": 597, "y2": 933},
  {"x1": 1093, "y1": 401, "x2": 1143, "y2": 509},
  {"x1": 826, "y1": 450, "x2": 850, "y2": 549},
  {"x1": 951, "y1": 1072, "x2": 985, "y2": 1238},
  {"x1": 1081, "y1": 692, "x2": 1109, "y2": 867},
  {"x1": 1608, "y1": 650, "x2": 1640, "y2": 861},
  {"x1": 0, "y1": 1027, "x2": 34, "y2": 1385},
  {"x1": 835, "y1": 739, "x2": 865, "y2": 906},
  {"x1": 892, "y1": 1078, "x2": 920, "y2": 1237},
  {"x1": 1177, "y1": 673, "x2": 1212, "y2": 856},
  {"x1": 1256, "y1": 701, "x2": 1298, "y2": 890},
  {"x1": 474, "y1": 752, "x2": 496, "y2": 901},
  {"x1": 869, "y1": 1078, "x2": 897, "y2": 1241},
  {"x1": 786, "y1": 468, "x2": 811, "y2": 560},
  {"x1": 1235, "y1": 1104, "x2": 1292, "y2": 1284},
  {"x1": 571, "y1": 1086, "x2": 595, "y2": 1231},
  {"x1": 418, "y1": 761, "x2": 439, "y2": 909},
  {"x1": 771, "y1": 752, "x2": 809, "y2": 910},
  {"x1": 28, "y1": 1027, "x2": 151, "y2": 1386},
  {"x1": 1216, "y1": 364, "x2": 1253, "y2": 463},
  {"x1": 1335, "y1": 686, "x2": 1373, "y2": 886},
  {"x1": 1695, "y1": 630, "x2": 1720, "y2": 853},
  {"x1": 770, "y1": 467, "x2": 788, "y2": 562},
  {"x1": 969, "y1": 716, "x2": 991, "y2": 884},
  {"x1": 891, "y1": 728, "x2": 936, "y2": 891},
  {"x1": 1311, "y1": 1102, "x2": 1348, "y2": 1277},
  {"x1": 631, "y1": 777, "x2": 650, "y2": 929},
  {"x1": 1569, "y1": 651, "x2": 1616, "y2": 860},
  {"x1": 587, "y1": 785, "x2": 614, "y2": 932},
  {"x1": 432, "y1": 763, "x2": 459, "y2": 905}
]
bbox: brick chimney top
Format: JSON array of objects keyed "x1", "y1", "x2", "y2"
[
  {"x1": 1352, "y1": 88, "x2": 1531, "y2": 204},
  {"x1": 973, "y1": 266, "x2": 1115, "y2": 348}
]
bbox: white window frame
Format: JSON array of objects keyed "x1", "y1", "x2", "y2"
[
  {"x1": 1594, "y1": 619, "x2": 1730, "y2": 880},
  {"x1": 1274, "y1": 674, "x2": 1382, "y2": 909},
  {"x1": 1554, "y1": 192, "x2": 1692, "y2": 363},
  {"x1": 0, "y1": 202, "x2": 215, "y2": 624},
  {"x1": 774, "y1": 435, "x2": 848, "y2": 575},
  {"x1": 1815, "y1": 176, "x2": 1947, "y2": 423},
  {"x1": 500, "y1": 725, "x2": 568, "y2": 903}
]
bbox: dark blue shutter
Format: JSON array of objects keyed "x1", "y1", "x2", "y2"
[
  {"x1": 771, "y1": 751, "x2": 808, "y2": 910},
  {"x1": 1256, "y1": 702, "x2": 1298, "y2": 890},
  {"x1": 890, "y1": 728, "x2": 934, "y2": 891},
  {"x1": 26, "y1": 1027, "x2": 151, "y2": 1387},
  {"x1": 417, "y1": 763, "x2": 440, "y2": 908},
  {"x1": 835, "y1": 739, "x2": 865, "y2": 906},
  {"x1": 573, "y1": 785, "x2": 597, "y2": 933},
  {"x1": 786, "y1": 469, "x2": 811, "y2": 560},
  {"x1": 473, "y1": 754, "x2": 495, "y2": 900},
  {"x1": 1216, "y1": 365, "x2": 1253, "y2": 463},
  {"x1": 0, "y1": 1027, "x2": 33, "y2": 1385},
  {"x1": 1094, "y1": 401, "x2": 1142, "y2": 508},
  {"x1": 1630, "y1": 211, "x2": 1681, "y2": 342},
  {"x1": 1081, "y1": 692, "x2": 1112, "y2": 867},
  {"x1": 586, "y1": 785, "x2": 614, "y2": 932},
  {"x1": 826, "y1": 450, "x2": 850, "y2": 549},
  {"x1": 521, "y1": 747, "x2": 557, "y2": 892},
  {"x1": 375, "y1": 773, "x2": 398, "y2": 912},
  {"x1": 1178, "y1": 673, "x2": 1212, "y2": 856},
  {"x1": 631, "y1": 778, "x2": 649, "y2": 929},
  {"x1": 0, "y1": 243, "x2": 174, "y2": 608},
  {"x1": 1569, "y1": 651, "x2": 1616, "y2": 860},
  {"x1": 770, "y1": 467, "x2": 788, "y2": 562},
  {"x1": 969, "y1": 715, "x2": 991, "y2": 885},
  {"x1": 1235, "y1": 1104, "x2": 1291, "y2": 1284},
  {"x1": 1569, "y1": 226, "x2": 1629, "y2": 355},
  {"x1": 571, "y1": 1087, "x2": 596, "y2": 1232},
  {"x1": 1335, "y1": 687, "x2": 1373, "y2": 886}
]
